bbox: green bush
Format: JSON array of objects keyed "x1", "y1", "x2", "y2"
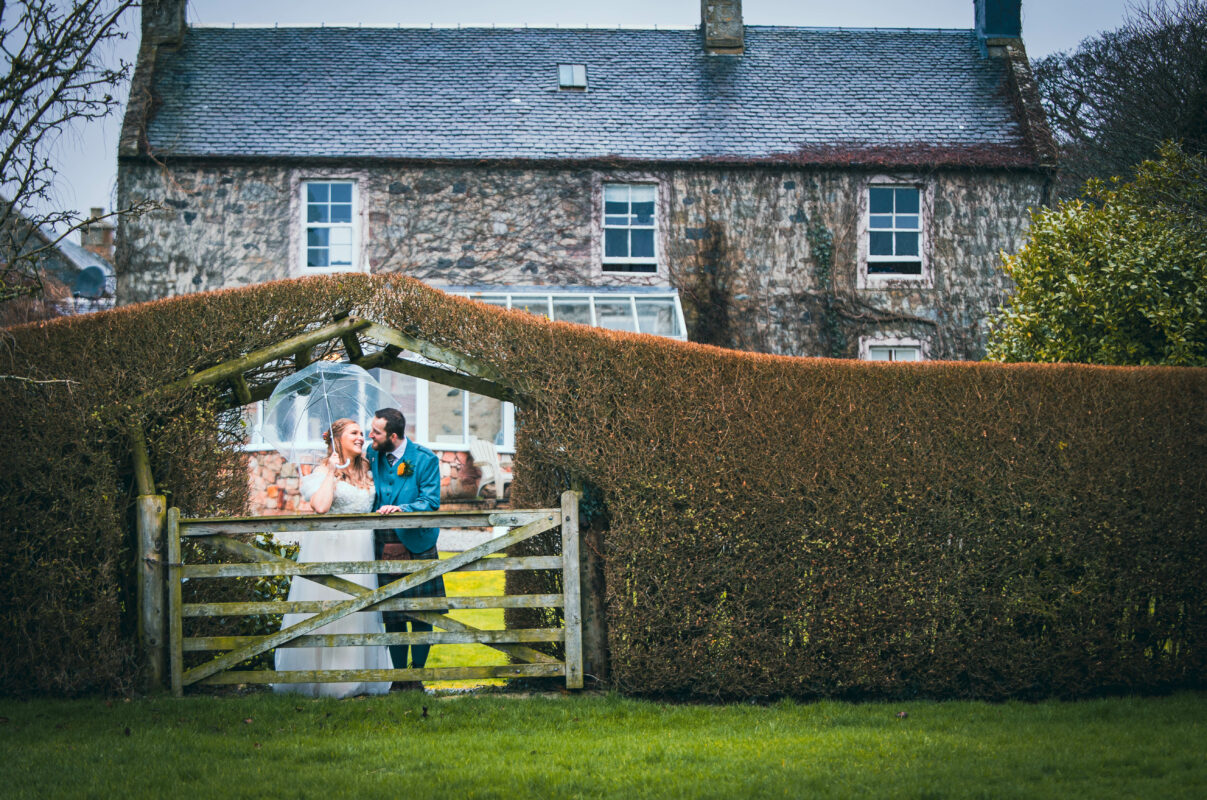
[
  {"x1": 988, "y1": 143, "x2": 1207, "y2": 365},
  {"x1": 1, "y1": 274, "x2": 1204, "y2": 698}
]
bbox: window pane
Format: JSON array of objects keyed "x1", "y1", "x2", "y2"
[
  {"x1": 636, "y1": 300, "x2": 678, "y2": 336},
  {"x1": 630, "y1": 185, "x2": 655, "y2": 204},
  {"x1": 559, "y1": 64, "x2": 573, "y2": 85},
  {"x1": 369, "y1": 369, "x2": 418, "y2": 440},
  {"x1": 307, "y1": 228, "x2": 328, "y2": 247},
  {"x1": 328, "y1": 227, "x2": 352, "y2": 246},
  {"x1": 604, "y1": 185, "x2": 628, "y2": 203},
  {"x1": 869, "y1": 215, "x2": 893, "y2": 229},
  {"x1": 631, "y1": 200, "x2": 655, "y2": 226},
  {"x1": 869, "y1": 231, "x2": 893, "y2": 256},
  {"x1": 430, "y1": 385, "x2": 464, "y2": 444},
  {"x1": 604, "y1": 198, "x2": 629, "y2": 217},
  {"x1": 330, "y1": 203, "x2": 352, "y2": 224},
  {"x1": 869, "y1": 187, "x2": 893, "y2": 213},
  {"x1": 604, "y1": 229, "x2": 629, "y2": 258},
  {"x1": 512, "y1": 296, "x2": 550, "y2": 317},
  {"x1": 307, "y1": 204, "x2": 329, "y2": 223},
  {"x1": 893, "y1": 347, "x2": 921, "y2": 361},
  {"x1": 307, "y1": 183, "x2": 329, "y2": 203},
  {"x1": 603, "y1": 262, "x2": 658, "y2": 274},
  {"x1": 869, "y1": 260, "x2": 923, "y2": 275},
  {"x1": 330, "y1": 183, "x2": 352, "y2": 203},
  {"x1": 329, "y1": 244, "x2": 353, "y2": 265},
  {"x1": 895, "y1": 188, "x2": 919, "y2": 214},
  {"x1": 630, "y1": 229, "x2": 655, "y2": 258},
  {"x1": 895, "y1": 232, "x2": 919, "y2": 256},
  {"x1": 307, "y1": 248, "x2": 328, "y2": 267},
  {"x1": 896, "y1": 215, "x2": 919, "y2": 230},
  {"x1": 596, "y1": 301, "x2": 636, "y2": 332},
  {"x1": 867, "y1": 346, "x2": 893, "y2": 361},
  {"x1": 477, "y1": 295, "x2": 508, "y2": 307},
  {"x1": 468, "y1": 393, "x2": 504, "y2": 445},
  {"x1": 553, "y1": 299, "x2": 591, "y2": 325}
]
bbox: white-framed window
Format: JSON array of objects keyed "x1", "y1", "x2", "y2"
[
  {"x1": 470, "y1": 290, "x2": 686, "y2": 339},
  {"x1": 867, "y1": 185, "x2": 921, "y2": 275},
  {"x1": 859, "y1": 181, "x2": 930, "y2": 287},
  {"x1": 859, "y1": 336, "x2": 925, "y2": 362},
  {"x1": 302, "y1": 180, "x2": 358, "y2": 272},
  {"x1": 558, "y1": 64, "x2": 587, "y2": 90},
  {"x1": 602, "y1": 183, "x2": 658, "y2": 273}
]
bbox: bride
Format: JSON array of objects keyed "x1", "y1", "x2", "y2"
[{"x1": 273, "y1": 418, "x2": 391, "y2": 697}]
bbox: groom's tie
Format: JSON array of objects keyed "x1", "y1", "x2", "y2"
[{"x1": 386, "y1": 453, "x2": 397, "y2": 468}]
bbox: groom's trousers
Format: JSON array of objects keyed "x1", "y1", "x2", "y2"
[{"x1": 379, "y1": 541, "x2": 446, "y2": 671}]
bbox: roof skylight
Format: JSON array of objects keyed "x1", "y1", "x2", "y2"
[{"x1": 558, "y1": 64, "x2": 587, "y2": 90}]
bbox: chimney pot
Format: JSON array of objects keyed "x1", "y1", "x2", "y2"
[
  {"x1": 81, "y1": 208, "x2": 116, "y2": 264},
  {"x1": 975, "y1": 0, "x2": 1022, "y2": 56},
  {"x1": 142, "y1": 0, "x2": 186, "y2": 47}
]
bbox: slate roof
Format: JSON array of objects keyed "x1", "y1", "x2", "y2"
[{"x1": 142, "y1": 25, "x2": 1036, "y2": 166}]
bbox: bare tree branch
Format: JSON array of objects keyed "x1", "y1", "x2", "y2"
[
  {"x1": 0, "y1": 0, "x2": 137, "y2": 306},
  {"x1": 1034, "y1": 0, "x2": 1207, "y2": 198}
]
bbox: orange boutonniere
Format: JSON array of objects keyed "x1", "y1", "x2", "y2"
[{"x1": 396, "y1": 460, "x2": 414, "y2": 478}]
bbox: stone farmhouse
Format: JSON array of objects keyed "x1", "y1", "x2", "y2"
[{"x1": 117, "y1": 0, "x2": 1055, "y2": 509}]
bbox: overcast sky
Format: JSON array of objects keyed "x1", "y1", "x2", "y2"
[{"x1": 48, "y1": 0, "x2": 1134, "y2": 228}]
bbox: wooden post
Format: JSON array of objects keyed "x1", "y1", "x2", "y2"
[
  {"x1": 569, "y1": 480, "x2": 609, "y2": 686},
  {"x1": 579, "y1": 517, "x2": 610, "y2": 687},
  {"x1": 131, "y1": 424, "x2": 167, "y2": 691},
  {"x1": 167, "y1": 507, "x2": 183, "y2": 697},
  {"x1": 560, "y1": 490, "x2": 584, "y2": 689}
]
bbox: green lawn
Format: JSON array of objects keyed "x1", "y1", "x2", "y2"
[{"x1": 1, "y1": 691, "x2": 1204, "y2": 799}]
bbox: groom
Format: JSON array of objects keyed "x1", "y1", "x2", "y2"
[{"x1": 368, "y1": 407, "x2": 443, "y2": 691}]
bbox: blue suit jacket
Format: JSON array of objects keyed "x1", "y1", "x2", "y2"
[{"x1": 369, "y1": 438, "x2": 442, "y2": 553}]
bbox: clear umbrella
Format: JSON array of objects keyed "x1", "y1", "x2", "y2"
[{"x1": 262, "y1": 361, "x2": 399, "y2": 465}]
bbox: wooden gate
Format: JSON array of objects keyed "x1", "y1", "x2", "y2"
[{"x1": 165, "y1": 492, "x2": 582, "y2": 696}]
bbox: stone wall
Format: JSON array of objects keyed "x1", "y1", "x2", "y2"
[{"x1": 118, "y1": 159, "x2": 1045, "y2": 359}]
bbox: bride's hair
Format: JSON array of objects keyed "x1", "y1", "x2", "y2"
[{"x1": 323, "y1": 417, "x2": 372, "y2": 490}]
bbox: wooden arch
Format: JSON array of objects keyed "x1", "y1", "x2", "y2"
[{"x1": 129, "y1": 315, "x2": 530, "y2": 689}]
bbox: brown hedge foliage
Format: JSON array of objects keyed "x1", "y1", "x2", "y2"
[{"x1": 1, "y1": 274, "x2": 1204, "y2": 698}]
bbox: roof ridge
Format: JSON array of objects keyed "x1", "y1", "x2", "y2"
[{"x1": 185, "y1": 23, "x2": 974, "y2": 35}]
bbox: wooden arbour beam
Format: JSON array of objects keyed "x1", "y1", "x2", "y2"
[
  {"x1": 135, "y1": 315, "x2": 521, "y2": 413},
  {"x1": 361, "y1": 322, "x2": 511, "y2": 386},
  {"x1": 341, "y1": 330, "x2": 364, "y2": 361},
  {"x1": 216, "y1": 349, "x2": 516, "y2": 411},
  {"x1": 131, "y1": 316, "x2": 371, "y2": 412},
  {"x1": 374, "y1": 356, "x2": 518, "y2": 403},
  {"x1": 230, "y1": 374, "x2": 252, "y2": 406}
]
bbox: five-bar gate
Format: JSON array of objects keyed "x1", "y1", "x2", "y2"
[{"x1": 166, "y1": 491, "x2": 582, "y2": 695}]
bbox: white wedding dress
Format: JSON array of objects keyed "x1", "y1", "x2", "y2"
[{"x1": 273, "y1": 470, "x2": 392, "y2": 698}]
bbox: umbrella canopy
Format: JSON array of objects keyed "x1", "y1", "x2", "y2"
[{"x1": 262, "y1": 361, "x2": 399, "y2": 465}]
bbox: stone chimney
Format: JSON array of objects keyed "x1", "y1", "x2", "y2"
[
  {"x1": 975, "y1": 0, "x2": 1022, "y2": 57},
  {"x1": 82, "y1": 208, "x2": 116, "y2": 263},
  {"x1": 142, "y1": 0, "x2": 186, "y2": 47},
  {"x1": 701, "y1": 1, "x2": 744, "y2": 55}
]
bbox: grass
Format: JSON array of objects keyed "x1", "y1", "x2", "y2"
[{"x1": 1, "y1": 691, "x2": 1204, "y2": 799}]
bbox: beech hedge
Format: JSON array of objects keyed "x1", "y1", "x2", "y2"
[{"x1": 1, "y1": 274, "x2": 1203, "y2": 698}]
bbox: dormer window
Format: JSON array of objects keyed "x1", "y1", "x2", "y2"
[{"x1": 558, "y1": 64, "x2": 587, "y2": 90}]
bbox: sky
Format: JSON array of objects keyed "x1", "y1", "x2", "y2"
[{"x1": 45, "y1": 0, "x2": 1134, "y2": 230}]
